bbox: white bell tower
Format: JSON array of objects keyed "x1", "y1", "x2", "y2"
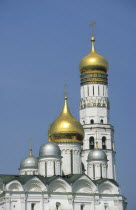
[{"x1": 79, "y1": 22, "x2": 116, "y2": 180}]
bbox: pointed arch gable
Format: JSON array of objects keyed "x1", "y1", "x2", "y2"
[
  {"x1": 48, "y1": 177, "x2": 71, "y2": 193},
  {"x1": 98, "y1": 180, "x2": 119, "y2": 194},
  {"x1": 24, "y1": 177, "x2": 47, "y2": 192},
  {"x1": 73, "y1": 175, "x2": 96, "y2": 193},
  {"x1": 6, "y1": 180, "x2": 23, "y2": 192}
]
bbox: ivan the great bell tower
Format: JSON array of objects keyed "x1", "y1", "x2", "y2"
[{"x1": 79, "y1": 23, "x2": 116, "y2": 181}]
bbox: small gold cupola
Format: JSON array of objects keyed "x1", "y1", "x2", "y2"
[{"x1": 48, "y1": 96, "x2": 84, "y2": 144}]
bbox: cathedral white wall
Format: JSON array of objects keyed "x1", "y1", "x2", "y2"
[
  {"x1": 0, "y1": 175, "x2": 126, "y2": 210},
  {"x1": 81, "y1": 84, "x2": 108, "y2": 98},
  {"x1": 0, "y1": 194, "x2": 126, "y2": 210},
  {"x1": 80, "y1": 84, "x2": 109, "y2": 124},
  {"x1": 38, "y1": 157, "x2": 61, "y2": 177},
  {"x1": 87, "y1": 162, "x2": 107, "y2": 180},
  {"x1": 81, "y1": 124, "x2": 115, "y2": 180},
  {"x1": 81, "y1": 124, "x2": 114, "y2": 150},
  {"x1": 19, "y1": 169, "x2": 38, "y2": 175},
  {"x1": 80, "y1": 107, "x2": 109, "y2": 124},
  {"x1": 57, "y1": 143, "x2": 81, "y2": 175},
  {"x1": 106, "y1": 151, "x2": 116, "y2": 180},
  {"x1": 38, "y1": 160, "x2": 45, "y2": 176},
  {"x1": 82, "y1": 151, "x2": 115, "y2": 180}
]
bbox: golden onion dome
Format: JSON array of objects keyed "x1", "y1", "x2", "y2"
[
  {"x1": 48, "y1": 97, "x2": 84, "y2": 144},
  {"x1": 79, "y1": 37, "x2": 108, "y2": 74}
]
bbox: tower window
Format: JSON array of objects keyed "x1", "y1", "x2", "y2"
[
  {"x1": 90, "y1": 119, "x2": 94, "y2": 124},
  {"x1": 88, "y1": 86, "x2": 89, "y2": 96},
  {"x1": 101, "y1": 119, "x2": 103, "y2": 123},
  {"x1": 104, "y1": 203, "x2": 108, "y2": 210},
  {"x1": 56, "y1": 202, "x2": 61, "y2": 210},
  {"x1": 81, "y1": 204, "x2": 84, "y2": 210},
  {"x1": 45, "y1": 161, "x2": 47, "y2": 177},
  {"x1": 93, "y1": 164, "x2": 95, "y2": 179},
  {"x1": 100, "y1": 164, "x2": 102, "y2": 178},
  {"x1": 31, "y1": 203, "x2": 35, "y2": 210},
  {"x1": 102, "y1": 136, "x2": 106, "y2": 149},
  {"x1": 93, "y1": 86, "x2": 94, "y2": 95},
  {"x1": 89, "y1": 137, "x2": 94, "y2": 149},
  {"x1": 98, "y1": 86, "x2": 100, "y2": 95},
  {"x1": 54, "y1": 161, "x2": 56, "y2": 176},
  {"x1": 71, "y1": 150, "x2": 73, "y2": 174}
]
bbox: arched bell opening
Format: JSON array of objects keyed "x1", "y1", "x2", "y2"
[
  {"x1": 102, "y1": 136, "x2": 106, "y2": 149},
  {"x1": 89, "y1": 137, "x2": 94, "y2": 149}
]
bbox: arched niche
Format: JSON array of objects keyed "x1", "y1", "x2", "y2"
[
  {"x1": 73, "y1": 175, "x2": 96, "y2": 193},
  {"x1": 98, "y1": 181, "x2": 119, "y2": 194},
  {"x1": 24, "y1": 177, "x2": 47, "y2": 192},
  {"x1": 48, "y1": 178, "x2": 71, "y2": 193},
  {"x1": 6, "y1": 180, "x2": 23, "y2": 192}
]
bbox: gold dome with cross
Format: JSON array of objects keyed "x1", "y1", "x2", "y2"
[
  {"x1": 48, "y1": 96, "x2": 84, "y2": 144},
  {"x1": 79, "y1": 22, "x2": 108, "y2": 74}
]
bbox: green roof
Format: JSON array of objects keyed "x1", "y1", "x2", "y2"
[{"x1": 0, "y1": 174, "x2": 119, "y2": 187}]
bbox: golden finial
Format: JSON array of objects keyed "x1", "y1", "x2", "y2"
[
  {"x1": 29, "y1": 137, "x2": 33, "y2": 156},
  {"x1": 64, "y1": 84, "x2": 68, "y2": 100},
  {"x1": 48, "y1": 124, "x2": 51, "y2": 141},
  {"x1": 89, "y1": 21, "x2": 96, "y2": 52},
  {"x1": 96, "y1": 141, "x2": 99, "y2": 149}
]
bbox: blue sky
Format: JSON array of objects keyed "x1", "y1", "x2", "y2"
[{"x1": 0, "y1": 0, "x2": 136, "y2": 209}]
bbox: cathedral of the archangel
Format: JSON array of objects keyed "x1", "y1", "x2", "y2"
[{"x1": 0, "y1": 29, "x2": 127, "y2": 210}]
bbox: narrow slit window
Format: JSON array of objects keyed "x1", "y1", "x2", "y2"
[
  {"x1": 104, "y1": 204, "x2": 108, "y2": 210},
  {"x1": 100, "y1": 164, "x2": 102, "y2": 178},
  {"x1": 31, "y1": 203, "x2": 35, "y2": 210},
  {"x1": 93, "y1": 86, "x2": 94, "y2": 95},
  {"x1": 56, "y1": 202, "x2": 61, "y2": 210},
  {"x1": 54, "y1": 161, "x2": 56, "y2": 176},
  {"x1": 81, "y1": 205, "x2": 84, "y2": 210},
  {"x1": 101, "y1": 119, "x2": 103, "y2": 124},
  {"x1": 90, "y1": 119, "x2": 94, "y2": 124},
  {"x1": 71, "y1": 150, "x2": 73, "y2": 174},
  {"x1": 98, "y1": 86, "x2": 100, "y2": 95},
  {"x1": 88, "y1": 86, "x2": 89, "y2": 96},
  {"x1": 93, "y1": 164, "x2": 95, "y2": 179},
  {"x1": 45, "y1": 161, "x2": 47, "y2": 177}
]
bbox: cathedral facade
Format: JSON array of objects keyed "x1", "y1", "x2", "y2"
[{"x1": 0, "y1": 32, "x2": 127, "y2": 210}]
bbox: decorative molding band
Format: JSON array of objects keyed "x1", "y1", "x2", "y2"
[
  {"x1": 80, "y1": 72, "x2": 108, "y2": 85},
  {"x1": 80, "y1": 96, "x2": 110, "y2": 109},
  {"x1": 50, "y1": 139, "x2": 82, "y2": 144}
]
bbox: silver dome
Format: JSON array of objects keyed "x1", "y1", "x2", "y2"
[
  {"x1": 88, "y1": 149, "x2": 107, "y2": 162},
  {"x1": 39, "y1": 142, "x2": 61, "y2": 157},
  {"x1": 20, "y1": 155, "x2": 38, "y2": 170}
]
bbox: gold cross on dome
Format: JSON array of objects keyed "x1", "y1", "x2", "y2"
[
  {"x1": 29, "y1": 137, "x2": 33, "y2": 156},
  {"x1": 96, "y1": 130, "x2": 98, "y2": 140},
  {"x1": 96, "y1": 141, "x2": 99, "y2": 149},
  {"x1": 95, "y1": 130, "x2": 99, "y2": 149},
  {"x1": 29, "y1": 137, "x2": 32, "y2": 149},
  {"x1": 64, "y1": 84, "x2": 68, "y2": 98},
  {"x1": 89, "y1": 21, "x2": 96, "y2": 37}
]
